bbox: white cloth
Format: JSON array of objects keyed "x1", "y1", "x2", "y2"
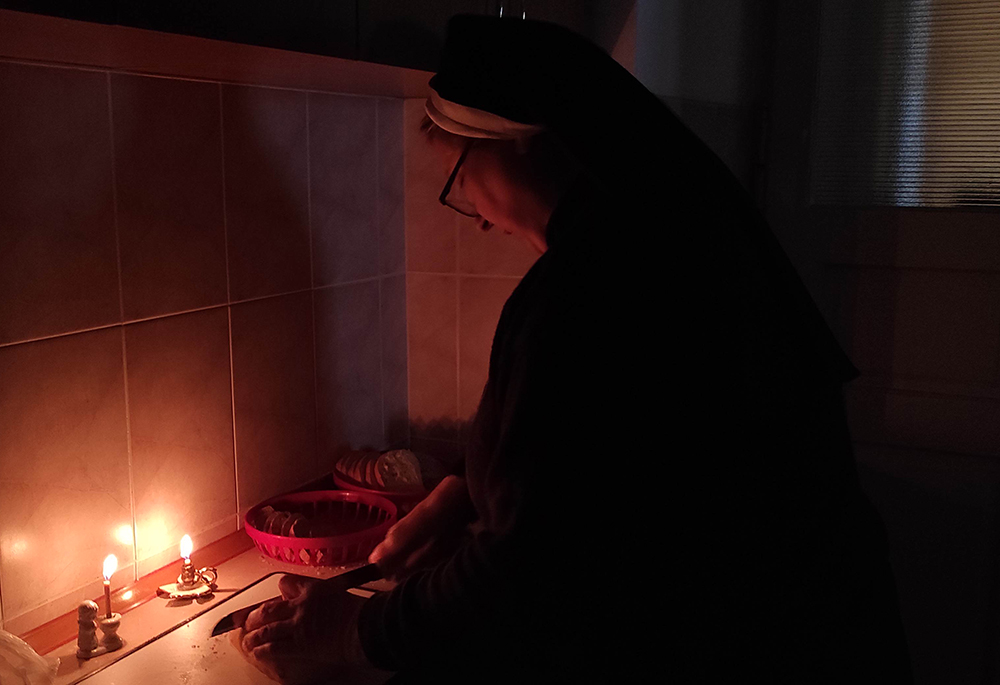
[{"x1": 425, "y1": 90, "x2": 544, "y2": 140}]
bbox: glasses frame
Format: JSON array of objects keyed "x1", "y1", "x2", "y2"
[{"x1": 438, "y1": 139, "x2": 478, "y2": 217}]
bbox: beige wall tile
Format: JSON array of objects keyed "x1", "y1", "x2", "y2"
[
  {"x1": 0, "y1": 62, "x2": 119, "y2": 345},
  {"x1": 112, "y1": 74, "x2": 226, "y2": 320},
  {"x1": 404, "y1": 98, "x2": 456, "y2": 273},
  {"x1": 816, "y1": 207, "x2": 1000, "y2": 273},
  {"x1": 458, "y1": 214, "x2": 539, "y2": 277},
  {"x1": 825, "y1": 266, "x2": 1000, "y2": 383},
  {"x1": 380, "y1": 274, "x2": 408, "y2": 448},
  {"x1": 891, "y1": 271, "x2": 1000, "y2": 383},
  {"x1": 231, "y1": 292, "x2": 317, "y2": 515},
  {"x1": 223, "y1": 85, "x2": 310, "y2": 301},
  {"x1": 845, "y1": 384, "x2": 1000, "y2": 459},
  {"x1": 315, "y1": 281, "x2": 384, "y2": 469},
  {"x1": 135, "y1": 517, "x2": 234, "y2": 578},
  {"x1": 409, "y1": 437, "x2": 462, "y2": 462},
  {"x1": 125, "y1": 308, "x2": 236, "y2": 565},
  {"x1": 407, "y1": 273, "x2": 458, "y2": 440},
  {"x1": 378, "y1": 98, "x2": 405, "y2": 276},
  {"x1": 0, "y1": 328, "x2": 131, "y2": 623},
  {"x1": 458, "y1": 277, "x2": 519, "y2": 425},
  {"x1": 310, "y1": 93, "x2": 379, "y2": 286}
]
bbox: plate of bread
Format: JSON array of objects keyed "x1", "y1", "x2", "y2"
[{"x1": 333, "y1": 449, "x2": 428, "y2": 512}]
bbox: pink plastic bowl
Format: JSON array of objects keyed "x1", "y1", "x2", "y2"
[{"x1": 245, "y1": 490, "x2": 396, "y2": 566}]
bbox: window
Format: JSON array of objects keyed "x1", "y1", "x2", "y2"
[{"x1": 810, "y1": 0, "x2": 1000, "y2": 207}]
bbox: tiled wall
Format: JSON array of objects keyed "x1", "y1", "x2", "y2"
[
  {"x1": 400, "y1": 99, "x2": 540, "y2": 465},
  {"x1": 0, "y1": 61, "x2": 405, "y2": 634},
  {"x1": 813, "y1": 209, "x2": 1000, "y2": 683}
]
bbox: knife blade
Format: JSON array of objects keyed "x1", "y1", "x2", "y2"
[{"x1": 210, "y1": 563, "x2": 382, "y2": 637}]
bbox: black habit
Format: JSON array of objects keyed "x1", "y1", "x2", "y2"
[{"x1": 358, "y1": 15, "x2": 912, "y2": 684}]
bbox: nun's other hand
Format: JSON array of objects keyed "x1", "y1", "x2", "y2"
[
  {"x1": 242, "y1": 574, "x2": 368, "y2": 684},
  {"x1": 369, "y1": 475, "x2": 472, "y2": 581}
]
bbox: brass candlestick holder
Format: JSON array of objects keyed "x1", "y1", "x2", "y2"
[
  {"x1": 157, "y1": 557, "x2": 218, "y2": 599},
  {"x1": 157, "y1": 536, "x2": 218, "y2": 600}
]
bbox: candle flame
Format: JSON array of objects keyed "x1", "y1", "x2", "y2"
[
  {"x1": 180, "y1": 534, "x2": 193, "y2": 560},
  {"x1": 103, "y1": 554, "x2": 118, "y2": 580}
]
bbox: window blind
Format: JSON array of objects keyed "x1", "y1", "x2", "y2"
[{"x1": 810, "y1": 0, "x2": 1000, "y2": 207}]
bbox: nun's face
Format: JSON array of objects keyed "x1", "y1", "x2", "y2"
[{"x1": 429, "y1": 134, "x2": 552, "y2": 253}]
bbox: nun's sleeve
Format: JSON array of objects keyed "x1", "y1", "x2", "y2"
[{"x1": 356, "y1": 264, "x2": 616, "y2": 673}]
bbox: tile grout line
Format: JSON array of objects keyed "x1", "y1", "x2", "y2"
[
  {"x1": 107, "y1": 72, "x2": 125, "y2": 325},
  {"x1": 119, "y1": 327, "x2": 139, "y2": 582},
  {"x1": 220, "y1": 84, "x2": 231, "y2": 304},
  {"x1": 411, "y1": 271, "x2": 524, "y2": 280},
  {"x1": 226, "y1": 308, "x2": 241, "y2": 527},
  {"x1": 0, "y1": 57, "x2": 415, "y2": 98},
  {"x1": 403, "y1": 104, "x2": 412, "y2": 450},
  {"x1": 107, "y1": 71, "x2": 140, "y2": 582},
  {"x1": 376, "y1": 101, "x2": 387, "y2": 447},
  {"x1": 220, "y1": 82, "x2": 241, "y2": 526},
  {"x1": 307, "y1": 92, "x2": 322, "y2": 479},
  {"x1": 0, "y1": 280, "x2": 402, "y2": 351},
  {"x1": 307, "y1": 93, "x2": 315, "y2": 292}
]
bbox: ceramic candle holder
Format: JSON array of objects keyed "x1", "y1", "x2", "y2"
[{"x1": 98, "y1": 613, "x2": 123, "y2": 651}]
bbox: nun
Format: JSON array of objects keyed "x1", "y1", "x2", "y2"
[{"x1": 241, "y1": 15, "x2": 911, "y2": 684}]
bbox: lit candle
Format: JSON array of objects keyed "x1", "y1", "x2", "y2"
[
  {"x1": 178, "y1": 535, "x2": 195, "y2": 588},
  {"x1": 102, "y1": 554, "x2": 118, "y2": 619}
]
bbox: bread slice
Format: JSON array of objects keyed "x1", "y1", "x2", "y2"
[
  {"x1": 280, "y1": 513, "x2": 306, "y2": 537},
  {"x1": 336, "y1": 452, "x2": 361, "y2": 480},
  {"x1": 265, "y1": 511, "x2": 289, "y2": 535},
  {"x1": 287, "y1": 514, "x2": 311, "y2": 538},
  {"x1": 254, "y1": 505, "x2": 276, "y2": 531},
  {"x1": 348, "y1": 452, "x2": 366, "y2": 483},
  {"x1": 352, "y1": 451, "x2": 377, "y2": 484},
  {"x1": 375, "y1": 450, "x2": 423, "y2": 491}
]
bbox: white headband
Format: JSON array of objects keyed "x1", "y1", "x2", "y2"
[{"x1": 425, "y1": 90, "x2": 544, "y2": 140}]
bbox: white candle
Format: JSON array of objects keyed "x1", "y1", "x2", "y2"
[{"x1": 102, "y1": 554, "x2": 118, "y2": 618}]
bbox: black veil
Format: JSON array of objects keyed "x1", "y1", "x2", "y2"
[{"x1": 429, "y1": 14, "x2": 858, "y2": 388}]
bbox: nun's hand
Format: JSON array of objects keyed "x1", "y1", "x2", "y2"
[
  {"x1": 369, "y1": 475, "x2": 473, "y2": 581},
  {"x1": 241, "y1": 574, "x2": 368, "y2": 684}
]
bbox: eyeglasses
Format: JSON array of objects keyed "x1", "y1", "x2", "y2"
[{"x1": 439, "y1": 139, "x2": 478, "y2": 217}]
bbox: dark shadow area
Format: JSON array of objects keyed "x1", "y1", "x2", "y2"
[
  {"x1": 0, "y1": 1, "x2": 358, "y2": 59},
  {"x1": 361, "y1": 19, "x2": 445, "y2": 73},
  {"x1": 858, "y1": 459, "x2": 1000, "y2": 684},
  {"x1": 0, "y1": 0, "x2": 115, "y2": 22}
]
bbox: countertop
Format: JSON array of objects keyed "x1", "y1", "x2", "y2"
[{"x1": 47, "y1": 546, "x2": 395, "y2": 684}]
